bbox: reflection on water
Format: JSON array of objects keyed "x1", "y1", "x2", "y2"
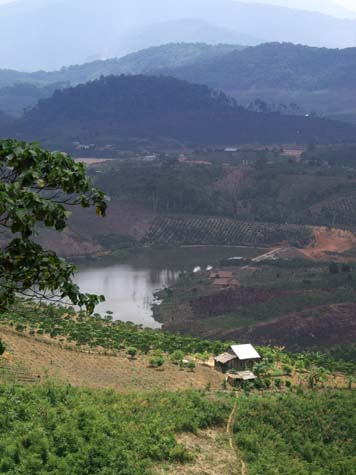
[
  {"x1": 74, "y1": 246, "x2": 264, "y2": 328},
  {"x1": 74, "y1": 264, "x2": 180, "y2": 328}
]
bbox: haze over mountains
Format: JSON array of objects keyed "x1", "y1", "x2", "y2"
[
  {"x1": 5, "y1": 75, "x2": 355, "y2": 148},
  {"x1": 2, "y1": 42, "x2": 356, "y2": 124},
  {"x1": 1, "y1": 0, "x2": 356, "y2": 71}
]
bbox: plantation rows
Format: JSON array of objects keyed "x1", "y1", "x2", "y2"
[
  {"x1": 190, "y1": 288, "x2": 284, "y2": 318},
  {"x1": 0, "y1": 304, "x2": 227, "y2": 356},
  {"x1": 1, "y1": 302, "x2": 355, "y2": 374},
  {"x1": 144, "y1": 216, "x2": 312, "y2": 247},
  {"x1": 310, "y1": 192, "x2": 356, "y2": 226}
]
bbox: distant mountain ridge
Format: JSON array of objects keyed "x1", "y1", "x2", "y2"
[
  {"x1": 1, "y1": 0, "x2": 356, "y2": 71},
  {"x1": 0, "y1": 43, "x2": 244, "y2": 117},
  {"x1": 161, "y1": 42, "x2": 356, "y2": 91},
  {"x1": 1, "y1": 42, "x2": 356, "y2": 123},
  {"x1": 0, "y1": 43, "x2": 243, "y2": 88},
  {"x1": 3, "y1": 75, "x2": 355, "y2": 148}
]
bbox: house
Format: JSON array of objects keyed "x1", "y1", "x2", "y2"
[{"x1": 214, "y1": 344, "x2": 261, "y2": 373}]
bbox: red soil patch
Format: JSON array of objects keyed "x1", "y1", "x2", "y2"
[{"x1": 302, "y1": 227, "x2": 356, "y2": 260}]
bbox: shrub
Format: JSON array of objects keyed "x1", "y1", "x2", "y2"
[
  {"x1": 263, "y1": 378, "x2": 271, "y2": 389},
  {"x1": 274, "y1": 378, "x2": 282, "y2": 388},
  {"x1": 187, "y1": 361, "x2": 196, "y2": 372},
  {"x1": 283, "y1": 364, "x2": 293, "y2": 376},
  {"x1": 0, "y1": 383, "x2": 230, "y2": 475},
  {"x1": 150, "y1": 356, "x2": 165, "y2": 368},
  {"x1": 127, "y1": 347, "x2": 137, "y2": 359},
  {"x1": 170, "y1": 350, "x2": 184, "y2": 365},
  {"x1": 234, "y1": 391, "x2": 356, "y2": 474},
  {"x1": 254, "y1": 378, "x2": 265, "y2": 390}
]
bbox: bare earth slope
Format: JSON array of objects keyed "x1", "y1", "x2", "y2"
[{"x1": 0, "y1": 328, "x2": 223, "y2": 392}]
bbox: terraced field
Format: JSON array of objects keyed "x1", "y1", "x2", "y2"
[{"x1": 309, "y1": 191, "x2": 356, "y2": 228}]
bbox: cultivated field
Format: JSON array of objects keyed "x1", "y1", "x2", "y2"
[{"x1": 0, "y1": 328, "x2": 224, "y2": 392}]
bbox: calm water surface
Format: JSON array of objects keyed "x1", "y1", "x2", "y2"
[
  {"x1": 74, "y1": 246, "x2": 264, "y2": 328},
  {"x1": 75, "y1": 264, "x2": 179, "y2": 328}
]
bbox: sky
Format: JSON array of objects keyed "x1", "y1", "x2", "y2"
[
  {"x1": 0, "y1": 0, "x2": 356, "y2": 15},
  {"x1": 239, "y1": 0, "x2": 356, "y2": 15}
]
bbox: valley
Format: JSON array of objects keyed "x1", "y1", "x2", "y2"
[{"x1": 1, "y1": 2, "x2": 356, "y2": 472}]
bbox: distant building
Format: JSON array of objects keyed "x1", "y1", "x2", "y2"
[{"x1": 214, "y1": 344, "x2": 261, "y2": 373}]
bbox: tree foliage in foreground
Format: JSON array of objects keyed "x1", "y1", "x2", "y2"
[
  {"x1": 0, "y1": 139, "x2": 106, "y2": 313},
  {"x1": 0, "y1": 383, "x2": 230, "y2": 475}
]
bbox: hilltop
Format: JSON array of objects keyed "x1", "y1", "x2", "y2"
[{"x1": 3, "y1": 75, "x2": 355, "y2": 148}]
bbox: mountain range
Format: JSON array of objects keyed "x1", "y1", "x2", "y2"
[
  {"x1": 1, "y1": 0, "x2": 356, "y2": 71},
  {"x1": 1, "y1": 42, "x2": 356, "y2": 124}
]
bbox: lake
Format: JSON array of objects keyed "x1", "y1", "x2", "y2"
[{"x1": 74, "y1": 246, "x2": 264, "y2": 328}]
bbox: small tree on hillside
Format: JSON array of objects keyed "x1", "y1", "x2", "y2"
[
  {"x1": 0, "y1": 139, "x2": 107, "y2": 313},
  {"x1": 127, "y1": 347, "x2": 137, "y2": 359}
]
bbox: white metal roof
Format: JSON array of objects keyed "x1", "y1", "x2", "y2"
[{"x1": 230, "y1": 344, "x2": 261, "y2": 360}]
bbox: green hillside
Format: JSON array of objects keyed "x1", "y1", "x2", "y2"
[
  {"x1": 2, "y1": 42, "x2": 356, "y2": 123},
  {"x1": 0, "y1": 43, "x2": 242, "y2": 88},
  {"x1": 234, "y1": 391, "x2": 356, "y2": 475},
  {"x1": 157, "y1": 42, "x2": 356, "y2": 123},
  {"x1": 3, "y1": 75, "x2": 355, "y2": 147}
]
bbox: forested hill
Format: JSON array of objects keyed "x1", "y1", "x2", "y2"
[
  {"x1": 1, "y1": 42, "x2": 355, "y2": 91},
  {"x1": 155, "y1": 42, "x2": 356, "y2": 123},
  {"x1": 0, "y1": 43, "x2": 243, "y2": 88},
  {"x1": 2, "y1": 42, "x2": 356, "y2": 124},
  {"x1": 5, "y1": 75, "x2": 356, "y2": 147},
  {"x1": 160, "y1": 42, "x2": 356, "y2": 91}
]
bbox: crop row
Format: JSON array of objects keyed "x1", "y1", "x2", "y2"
[
  {"x1": 310, "y1": 192, "x2": 356, "y2": 226},
  {"x1": 144, "y1": 216, "x2": 312, "y2": 247},
  {"x1": 0, "y1": 303, "x2": 227, "y2": 356}
]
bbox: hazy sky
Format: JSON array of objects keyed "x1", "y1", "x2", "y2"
[
  {"x1": 0, "y1": 0, "x2": 356, "y2": 14},
  {"x1": 0, "y1": 0, "x2": 355, "y2": 9}
]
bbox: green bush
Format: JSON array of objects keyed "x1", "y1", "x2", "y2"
[
  {"x1": 149, "y1": 356, "x2": 165, "y2": 368},
  {"x1": 127, "y1": 347, "x2": 138, "y2": 359},
  {"x1": 234, "y1": 391, "x2": 356, "y2": 475},
  {"x1": 187, "y1": 361, "x2": 196, "y2": 372},
  {"x1": 170, "y1": 350, "x2": 185, "y2": 365},
  {"x1": 0, "y1": 383, "x2": 230, "y2": 475}
]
